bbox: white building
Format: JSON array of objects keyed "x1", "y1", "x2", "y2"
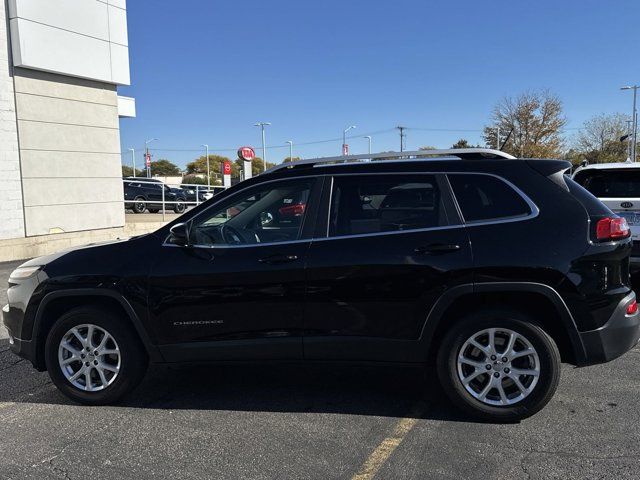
[{"x1": 0, "y1": 0, "x2": 135, "y2": 253}]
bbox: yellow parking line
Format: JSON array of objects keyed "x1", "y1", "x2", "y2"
[{"x1": 352, "y1": 409, "x2": 423, "y2": 480}]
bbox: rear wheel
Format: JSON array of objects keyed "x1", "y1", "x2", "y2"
[
  {"x1": 44, "y1": 307, "x2": 148, "y2": 405},
  {"x1": 437, "y1": 310, "x2": 560, "y2": 422},
  {"x1": 132, "y1": 197, "x2": 146, "y2": 214}
]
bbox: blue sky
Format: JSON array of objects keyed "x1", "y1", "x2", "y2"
[{"x1": 119, "y1": 0, "x2": 640, "y2": 169}]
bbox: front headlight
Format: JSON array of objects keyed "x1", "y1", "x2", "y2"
[{"x1": 9, "y1": 265, "x2": 42, "y2": 280}]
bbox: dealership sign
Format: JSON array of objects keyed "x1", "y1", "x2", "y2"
[
  {"x1": 222, "y1": 160, "x2": 232, "y2": 175},
  {"x1": 238, "y1": 146, "x2": 255, "y2": 162}
]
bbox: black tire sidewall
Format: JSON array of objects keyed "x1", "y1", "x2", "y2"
[
  {"x1": 173, "y1": 202, "x2": 185, "y2": 213},
  {"x1": 437, "y1": 311, "x2": 561, "y2": 422},
  {"x1": 44, "y1": 308, "x2": 147, "y2": 405},
  {"x1": 133, "y1": 197, "x2": 146, "y2": 214}
]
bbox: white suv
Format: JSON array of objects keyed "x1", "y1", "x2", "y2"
[{"x1": 573, "y1": 162, "x2": 640, "y2": 270}]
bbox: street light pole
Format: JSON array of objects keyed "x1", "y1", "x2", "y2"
[
  {"x1": 128, "y1": 148, "x2": 136, "y2": 177},
  {"x1": 364, "y1": 136, "x2": 372, "y2": 155},
  {"x1": 144, "y1": 138, "x2": 158, "y2": 178},
  {"x1": 621, "y1": 85, "x2": 639, "y2": 162},
  {"x1": 254, "y1": 122, "x2": 271, "y2": 172},
  {"x1": 343, "y1": 125, "x2": 356, "y2": 155},
  {"x1": 201, "y1": 144, "x2": 210, "y2": 189},
  {"x1": 286, "y1": 140, "x2": 293, "y2": 162}
]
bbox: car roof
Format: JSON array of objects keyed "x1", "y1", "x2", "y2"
[{"x1": 573, "y1": 162, "x2": 640, "y2": 175}]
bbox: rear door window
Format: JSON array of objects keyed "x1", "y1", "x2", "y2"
[
  {"x1": 329, "y1": 175, "x2": 448, "y2": 237},
  {"x1": 573, "y1": 169, "x2": 640, "y2": 198},
  {"x1": 448, "y1": 174, "x2": 531, "y2": 222}
]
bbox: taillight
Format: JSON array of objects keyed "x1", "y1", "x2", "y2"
[
  {"x1": 279, "y1": 203, "x2": 306, "y2": 217},
  {"x1": 627, "y1": 299, "x2": 638, "y2": 315},
  {"x1": 596, "y1": 217, "x2": 630, "y2": 241}
]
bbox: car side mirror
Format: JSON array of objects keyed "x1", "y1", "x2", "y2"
[{"x1": 169, "y1": 222, "x2": 190, "y2": 246}]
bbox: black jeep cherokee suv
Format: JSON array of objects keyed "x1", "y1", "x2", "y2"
[{"x1": 3, "y1": 149, "x2": 639, "y2": 421}]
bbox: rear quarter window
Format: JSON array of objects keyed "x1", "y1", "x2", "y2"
[
  {"x1": 573, "y1": 169, "x2": 640, "y2": 198},
  {"x1": 448, "y1": 174, "x2": 531, "y2": 222}
]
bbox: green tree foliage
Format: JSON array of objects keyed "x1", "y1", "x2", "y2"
[
  {"x1": 451, "y1": 139, "x2": 481, "y2": 149},
  {"x1": 233, "y1": 157, "x2": 276, "y2": 176},
  {"x1": 283, "y1": 156, "x2": 302, "y2": 163},
  {"x1": 574, "y1": 113, "x2": 630, "y2": 163},
  {"x1": 121, "y1": 165, "x2": 144, "y2": 177},
  {"x1": 483, "y1": 90, "x2": 566, "y2": 157},
  {"x1": 150, "y1": 159, "x2": 181, "y2": 176}
]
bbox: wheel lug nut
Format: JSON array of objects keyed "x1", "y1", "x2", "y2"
[
  {"x1": 485, "y1": 364, "x2": 491, "y2": 370},
  {"x1": 94, "y1": 360, "x2": 98, "y2": 365},
  {"x1": 81, "y1": 354, "x2": 85, "y2": 359},
  {"x1": 490, "y1": 355, "x2": 496, "y2": 361},
  {"x1": 504, "y1": 367, "x2": 510, "y2": 373},
  {"x1": 86, "y1": 347, "x2": 90, "y2": 352},
  {"x1": 493, "y1": 372, "x2": 500, "y2": 378},
  {"x1": 502, "y1": 357, "x2": 508, "y2": 362},
  {"x1": 94, "y1": 351, "x2": 99, "y2": 356},
  {"x1": 85, "y1": 362, "x2": 90, "y2": 367}
]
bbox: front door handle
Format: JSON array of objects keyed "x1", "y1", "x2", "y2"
[
  {"x1": 258, "y1": 254, "x2": 299, "y2": 265},
  {"x1": 414, "y1": 244, "x2": 461, "y2": 255}
]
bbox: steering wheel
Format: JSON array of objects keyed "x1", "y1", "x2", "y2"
[{"x1": 220, "y1": 224, "x2": 261, "y2": 245}]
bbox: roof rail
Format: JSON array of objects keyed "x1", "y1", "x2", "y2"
[{"x1": 264, "y1": 148, "x2": 516, "y2": 174}]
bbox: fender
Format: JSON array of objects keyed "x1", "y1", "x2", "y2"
[
  {"x1": 419, "y1": 282, "x2": 588, "y2": 365},
  {"x1": 33, "y1": 288, "x2": 163, "y2": 367}
]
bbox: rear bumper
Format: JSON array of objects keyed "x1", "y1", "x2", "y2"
[{"x1": 579, "y1": 291, "x2": 640, "y2": 365}]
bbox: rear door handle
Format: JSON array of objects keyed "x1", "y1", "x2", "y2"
[
  {"x1": 258, "y1": 254, "x2": 299, "y2": 265},
  {"x1": 414, "y1": 244, "x2": 461, "y2": 255}
]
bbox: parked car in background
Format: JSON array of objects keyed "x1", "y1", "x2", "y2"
[
  {"x1": 5, "y1": 149, "x2": 638, "y2": 422},
  {"x1": 180, "y1": 184, "x2": 227, "y2": 203},
  {"x1": 123, "y1": 177, "x2": 186, "y2": 214},
  {"x1": 572, "y1": 162, "x2": 640, "y2": 270}
]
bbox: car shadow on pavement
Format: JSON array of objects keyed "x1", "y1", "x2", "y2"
[{"x1": 0, "y1": 336, "x2": 479, "y2": 422}]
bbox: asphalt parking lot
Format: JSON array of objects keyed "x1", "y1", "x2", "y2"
[{"x1": 1, "y1": 259, "x2": 640, "y2": 479}]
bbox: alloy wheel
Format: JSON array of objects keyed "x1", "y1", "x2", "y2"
[
  {"x1": 456, "y1": 327, "x2": 540, "y2": 406},
  {"x1": 57, "y1": 324, "x2": 121, "y2": 392}
]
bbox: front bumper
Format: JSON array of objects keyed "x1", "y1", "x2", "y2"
[
  {"x1": 2, "y1": 304, "x2": 34, "y2": 362},
  {"x1": 579, "y1": 291, "x2": 640, "y2": 365}
]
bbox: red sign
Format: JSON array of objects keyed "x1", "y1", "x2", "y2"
[
  {"x1": 238, "y1": 146, "x2": 255, "y2": 162},
  {"x1": 222, "y1": 160, "x2": 232, "y2": 175},
  {"x1": 145, "y1": 153, "x2": 151, "y2": 167},
  {"x1": 342, "y1": 144, "x2": 349, "y2": 155}
]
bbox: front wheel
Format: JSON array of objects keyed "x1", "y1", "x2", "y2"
[
  {"x1": 173, "y1": 202, "x2": 186, "y2": 214},
  {"x1": 44, "y1": 307, "x2": 148, "y2": 405},
  {"x1": 437, "y1": 311, "x2": 560, "y2": 422}
]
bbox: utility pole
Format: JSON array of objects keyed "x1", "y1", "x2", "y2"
[
  {"x1": 342, "y1": 125, "x2": 356, "y2": 155},
  {"x1": 496, "y1": 127, "x2": 501, "y2": 150},
  {"x1": 201, "y1": 144, "x2": 210, "y2": 190},
  {"x1": 254, "y1": 122, "x2": 271, "y2": 172},
  {"x1": 364, "y1": 135, "x2": 372, "y2": 156},
  {"x1": 128, "y1": 148, "x2": 135, "y2": 177},
  {"x1": 621, "y1": 85, "x2": 638, "y2": 162},
  {"x1": 286, "y1": 140, "x2": 293, "y2": 162},
  {"x1": 144, "y1": 138, "x2": 158, "y2": 178},
  {"x1": 396, "y1": 126, "x2": 406, "y2": 152}
]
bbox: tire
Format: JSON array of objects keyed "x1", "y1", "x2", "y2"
[
  {"x1": 436, "y1": 309, "x2": 561, "y2": 422},
  {"x1": 173, "y1": 202, "x2": 186, "y2": 214},
  {"x1": 132, "y1": 197, "x2": 146, "y2": 214},
  {"x1": 44, "y1": 307, "x2": 148, "y2": 405}
]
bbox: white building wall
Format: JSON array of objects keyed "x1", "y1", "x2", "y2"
[
  {"x1": 0, "y1": 0, "x2": 25, "y2": 240},
  {"x1": 8, "y1": 0, "x2": 130, "y2": 85}
]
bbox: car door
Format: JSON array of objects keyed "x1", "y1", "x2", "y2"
[
  {"x1": 303, "y1": 173, "x2": 472, "y2": 362},
  {"x1": 147, "y1": 176, "x2": 322, "y2": 362}
]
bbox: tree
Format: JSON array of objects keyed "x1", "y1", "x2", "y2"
[
  {"x1": 233, "y1": 157, "x2": 276, "y2": 177},
  {"x1": 186, "y1": 155, "x2": 236, "y2": 184},
  {"x1": 283, "y1": 156, "x2": 302, "y2": 163},
  {"x1": 483, "y1": 90, "x2": 566, "y2": 157},
  {"x1": 451, "y1": 139, "x2": 481, "y2": 149},
  {"x1": 574, "y1": 113, "x2": 630, "y2": 163},
  {"x1": 121, "y1": 165, "x2": 144, "y2": 177},
  {"x1": 150, "y1": 159, "x2": 180, "y2": 176}
]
